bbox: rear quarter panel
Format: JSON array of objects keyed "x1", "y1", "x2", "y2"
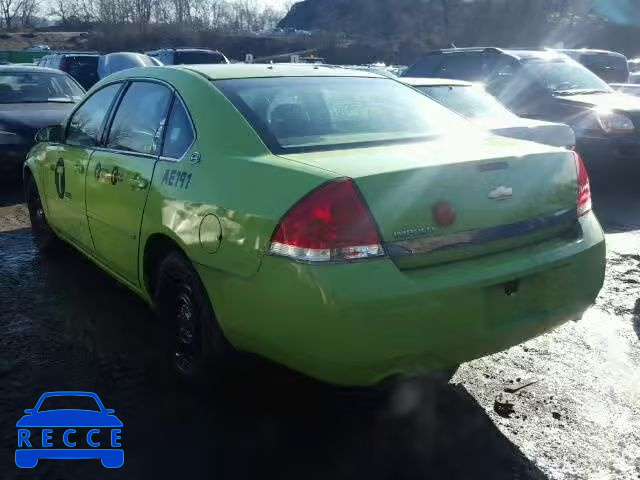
[{"x1": 137, "y1": 69, "x2": 337, "y2": 295}]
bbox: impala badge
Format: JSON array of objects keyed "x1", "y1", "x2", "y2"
[{"x1": 488, "y1": 186, "x2": 513, "y2": 201}]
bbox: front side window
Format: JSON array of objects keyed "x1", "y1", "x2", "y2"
[
  {"x1": 162, "y1": 99, "x2": 195, "y2": 159},
  {"x1": 418, "y1": 85, "x2": 516, "y2": 120},
  {"x1": 106, "y1": 82, "x2": 172, "y2": 155},
  {"x1": 215, "y1": 77, "x2": 470, "y2": 153},
  {"x1": 66, "y1": 82, "x2": 122, "y2": 147},
  {"x1": 0, "y1": 72, "x2": 84, "y2": 104}
]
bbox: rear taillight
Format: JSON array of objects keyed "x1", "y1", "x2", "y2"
[
  {"x1": 574, "y1": 152, "x2": 592, "y2": 217},
  {"x1": 269, "y1": 178, "x2": 385, "y2": 263}
]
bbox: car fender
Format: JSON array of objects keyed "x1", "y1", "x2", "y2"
[{"x1": 24, "y1": 144, "x2": 49, "y2": 211}]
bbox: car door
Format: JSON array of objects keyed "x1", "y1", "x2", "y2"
[
  {"x1": 86, "y1": 81, "x2": 172, "y2": 284},
  {"x1": 43, "y1": 82, "x2": 123, "y2": 251}
]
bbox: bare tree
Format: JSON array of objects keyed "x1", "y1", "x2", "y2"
[
  {"x1": 0, "y1": 0, "x2": 25, "y2": 29},
  {"x1": 18, "y1": 0, "x2": 37, "y2": 27}
]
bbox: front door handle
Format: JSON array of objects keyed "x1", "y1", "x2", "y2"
[
  {"x1": 128, "y1": 175, "x2": 149, "y2": 190},
  {"x1": 71, "y1": 162, "x2": 84, "y2": 174}
]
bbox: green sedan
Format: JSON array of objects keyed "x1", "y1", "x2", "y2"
[{"x1": 24, "y1": 65, "x2": 605, "y2": 386}]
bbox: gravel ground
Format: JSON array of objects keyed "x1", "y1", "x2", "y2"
[{"x1": 0, "y1": 177, "x2": 638, "y2": 480}]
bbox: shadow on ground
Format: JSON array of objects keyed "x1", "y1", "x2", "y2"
[
  {"x1": 0, "y1": 220, "x2": 547, "y2": 479},
  {"x1": 592, "y1": 169, "x2": 640, "y2": 234}
]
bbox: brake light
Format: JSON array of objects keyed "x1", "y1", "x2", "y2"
[
  {"x1": 574, "y1": 152, "x2": 592, "y2": 217},
  {"x1": 269, "y1": 178, "x2": 385, "y2": 263}
]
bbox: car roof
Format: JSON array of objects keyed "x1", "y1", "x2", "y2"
[
  {"x1": 401, "y1": 77, "x2": 473, "y2": 87},
  {"x1": 147, "y1": 48, "x2": 224, "y2": 53},
  {"x1": 176, "y1": 64, "x2": 383, "y2": 80},
  {"x1": 422, "y1": 47, "x2": 572, "y2": 62},
  {"x1": 556, "y1": 48, "x2": 626, "y2": 58},
  {"x1": 0, "y1": 65, "x2": 68, "y2": 74}
]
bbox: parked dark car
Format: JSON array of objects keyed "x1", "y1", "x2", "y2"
[
  {"x1": 404, "y1": 48, "x2": 640, "y2": 168},
  {"x1": 556, "y1": 49, "x2": 630, "y2": 84},
  {"x1": 145, "y1": 48, "x2": 229, "y2": 65},
  {"x1": 37, "y1": 53, "x2": 100, "y2": 90},
  {"x1": 0, "y1": 66, "x2": 84, "y2": 178}
]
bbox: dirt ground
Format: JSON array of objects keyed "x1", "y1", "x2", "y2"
[
  {"x1": 0, "y1": 174, "x2": 638, "y2": 480},
  {"x1": 0, "y1": 32, "x2": 88, "y2": 51}
]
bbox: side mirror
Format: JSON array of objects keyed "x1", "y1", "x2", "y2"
[
  {"x1": 23, "y1": 409, "x2": 34, "y2": 415},
  {"x1": 105, "y1": 409, "x2": 115, "y2": 414},
  {"x1": 35, "y1": 124, "x2": 63, "y2": 144}
]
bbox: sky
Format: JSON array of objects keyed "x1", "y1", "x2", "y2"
[{"x1": 260, "y1": 0, "x2": 291, "y2": 9}]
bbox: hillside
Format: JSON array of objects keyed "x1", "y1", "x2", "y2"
[
  {"x1": 278, "y1": 0, "x2": 435, "y2": 39},
  {"x1": 278, "y1": 0, "x2": 640, "y2": 58},
  {"x1": 0, "y1": 31, "x2": 89, "y2": 51}
]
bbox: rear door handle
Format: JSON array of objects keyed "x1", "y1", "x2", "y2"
[
  {"x1": 128, "y1": 175, "x2": 149, "y2": 190},
  {"x1": 71, "y1": 162, "x2": 84, "y2": 174}
]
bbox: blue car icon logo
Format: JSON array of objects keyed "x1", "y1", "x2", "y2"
[{"x1": 15, "y1": 391, "x2": 123, "y2": 468}]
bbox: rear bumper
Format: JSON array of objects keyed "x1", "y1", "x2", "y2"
[{"x1": 199, "y1": 212, "x2": 606, "y2": 386}]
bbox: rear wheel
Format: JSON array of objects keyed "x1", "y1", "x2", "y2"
[
  {"x1": 154, "y1": 251, "x2": 229, "y2": 385},
  {"x1": 25, "y1": 175, "x2": 60, "y2": 252}
]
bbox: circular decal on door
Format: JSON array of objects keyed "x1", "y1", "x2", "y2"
[{"x1": 54, "y1": 158, "x2": 65, "y2": 200}]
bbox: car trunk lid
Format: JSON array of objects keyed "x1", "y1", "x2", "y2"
[{"x1": 279, "y1": 134, "x2": 579, "y2": 269}]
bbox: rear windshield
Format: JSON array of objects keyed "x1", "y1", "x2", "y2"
[
  {"x1": 0, "y1": 72, "x2": 84, "y2": 103},
  {"x1": 215, "y1": 77, "x2": 470, "y2": 153},
  {"x1": 417, "y1": 85, "x2": 515, "y2": 120},
  {"x1": 175, "y1": 51, "x2": 227, "y2": 64}
]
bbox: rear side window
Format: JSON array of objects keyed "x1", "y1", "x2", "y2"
[
  {"x1": 107, "y1": 82, "x2": 172, "y2": 155},
  {"x1": 66, "y1": 83, "x2": 122, "y2": 147},
  {"x1": 162, "y1": 100, "x2": 195, "y2": 158}
]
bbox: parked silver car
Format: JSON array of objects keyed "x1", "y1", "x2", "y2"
[{"x1": 402, "y1": 77, "x2": 576, "y2": 148}]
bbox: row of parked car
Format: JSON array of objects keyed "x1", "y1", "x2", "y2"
[
  {"x1": 402, "y1": 47, "x2": 640, "y2": 169},
  {"x1": 3, "y1": 45, "x2": 640, "y2": 183},
  {"x1": 34, "y1": 47, "x2": 229, "y2": 89}
]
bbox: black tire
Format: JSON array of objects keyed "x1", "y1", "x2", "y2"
[
  {"x1": 25, "y1": 174, "x2": 60, "y2": 252},
  {"x1": 154, "y1": 251, "x2": 230, "y2": 385}
]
